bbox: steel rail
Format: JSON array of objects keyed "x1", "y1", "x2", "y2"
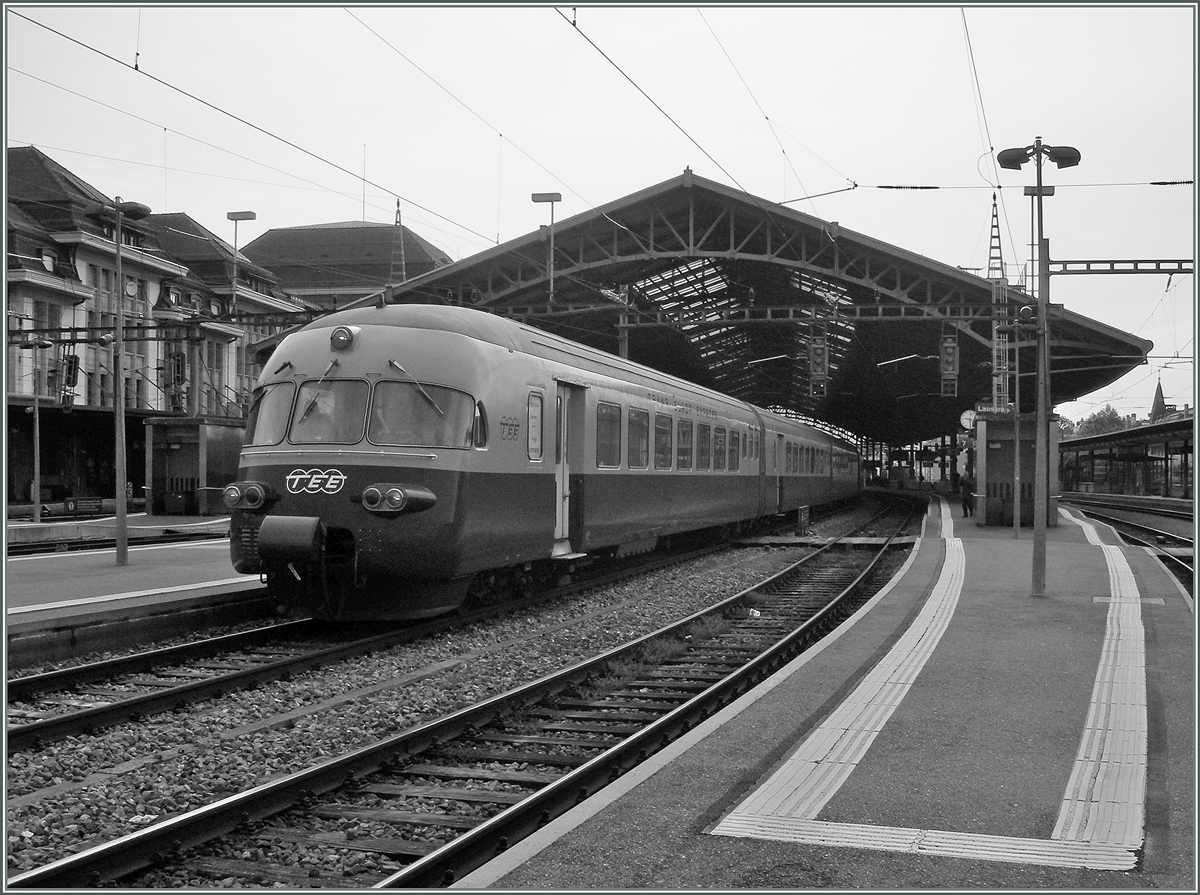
[
  {"x1": 7, "y1": 538, "x2": 735, "y2": 751},
  {"x1": 7, "y1": 499, "x2": 917, "y2": 889},
  {"x1": 379, "y1": 502, "x2": 916, "y2": 888}
]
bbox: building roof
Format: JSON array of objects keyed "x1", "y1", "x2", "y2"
[
  {"x1": 347, "y1": 168, "x2": 1154, "y2": 445},
  {"x1": 241, "y1": 220, "x2": 451, "y2": 302},
  {"x1": 7, "y1": 145, "x2": 167, "y2": 258},
  {"x1": 144, "y1": 212, "x2": 279, "y2": 289}
]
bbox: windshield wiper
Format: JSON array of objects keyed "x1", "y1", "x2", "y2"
[
  {"x1": 297, "y1": 358, "x2": 340, "y2": 424},
  {"x1": 389, "y1": 359, "x2": 443, "y2": 416}
]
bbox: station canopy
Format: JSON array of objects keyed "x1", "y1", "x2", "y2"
[{"x1": 360, "y1": 169, "x2": 1151, "y2": 446}]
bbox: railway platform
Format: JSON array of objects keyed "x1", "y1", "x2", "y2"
[
  {"x1": 457, "y1": 497, "x2": 1195, "y2": 889},
  {"x1": 5, "y1": 514, "x2": 269, "y2": 670}
]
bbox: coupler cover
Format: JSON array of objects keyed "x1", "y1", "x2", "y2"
[{"x1": 257, "y1": 515, "x2": 326, "y2": 563}]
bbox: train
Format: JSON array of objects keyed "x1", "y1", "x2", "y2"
[{"x1": 225, "y1": 303, "x2": 861, "y2": 621}]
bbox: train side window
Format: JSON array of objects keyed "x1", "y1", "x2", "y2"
[
  {"x1": 473, "y1": 402, "x2": 488, "y2": 448},
  {"x1": 696, "y1": 423, "x2": 711, "y2": 470},
  {"x1": 713, "y1": 427, "x2": 727, "y2": 471},
  {"x1": 676, "y1": 419, "x2": 693, "y2": 470},
  {"x1": 741, "y1": 431, "x2": 748, "y2": 459},
  {"x1": 528, "y1": 393, "x2": 544, "y2": 460},
  {"x1": 654, "y1": 414, "x2": 673, "y2": 469},
  {"x1": 729, "y1": 431, "x2": 740, "y2": 471},
  {"x1": 596, "y1": 401, "x2": 622, "y2": 468},
  {"x1": 628, "y1": 408, "x2": 650, "y2": 469}
]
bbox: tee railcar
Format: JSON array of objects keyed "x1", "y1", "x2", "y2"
[{"x1": 227, "y1": 304, "x2": 861, "y2": 621}]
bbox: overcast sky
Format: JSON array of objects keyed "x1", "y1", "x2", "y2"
[{"x1": 5, "y1": 3, "x2": 1195, "y2": 427}]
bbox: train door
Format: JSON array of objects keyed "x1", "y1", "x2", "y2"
[
  {"x1": 775, "y1": 432, "x2": 786, "y2": 513},
  {"x1": 552, "y1": 381, "x2": 586, "y2": 558}
]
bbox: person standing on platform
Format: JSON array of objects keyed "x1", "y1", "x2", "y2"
[{"x1": 960, "y1": 474, "x2": 975, "y2": 517}]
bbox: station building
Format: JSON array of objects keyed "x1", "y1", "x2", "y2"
[{"x1": 5, "y1": 147, "x2": 308, "y2": 515}]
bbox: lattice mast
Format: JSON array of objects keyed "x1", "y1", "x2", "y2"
[
  {"x1": 988, "y1": 194, "x2": 1010, "y2": 410},
  {"x1": 389, "y1": 199, "x2": 407, "y2": 284}
]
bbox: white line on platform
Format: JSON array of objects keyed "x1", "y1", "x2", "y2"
[{"x1": 7, "y1": 577, "x2": 262, "y2": 616}]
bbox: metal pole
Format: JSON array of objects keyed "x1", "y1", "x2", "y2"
[
  {"x1": 548, "y1": 200, "x2": 556, "y2": 302},
  {"x1": 114, "y1": 198, "x2": 128, "y2": 566},
  {"x1": 1013, "y1": 335, "x2": 1021, "y2": 540},
  {"x1": 31, "y1": 350, "x2": 42, "y2": 524},
  {"x1": 231, "y1": 219, "x2": 239, "y2": 313},
  {"x1": 1032, "y1": 139, "x2": 1048, "y2": 597}
]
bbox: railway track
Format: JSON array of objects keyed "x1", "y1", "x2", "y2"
[
  {"x1": 6, "y1": 520, "x2": 808, "y2": 752},
  {"x1": 7, "y1": 498, "x2": 919, "y2": 889},
  {"x1": 1068, "y1": 505, "x2": 1193, "y2": 590}
]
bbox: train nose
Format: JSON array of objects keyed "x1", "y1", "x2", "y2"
[{"x1": 257, "y1": 515, "x2": 326, "y2": 562}]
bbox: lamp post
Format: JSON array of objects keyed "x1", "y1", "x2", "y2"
[
  {"x1": 227, "y1": 211, "x2": 256, "y2": 314},
  {"x1": 19, "y1": 338, "x2": 53, "y2": 523},
  {"x1": 997, "y1": 137, "x2": 1079, "y2": 597},
  {"x1": 531, "y1": 192, "x2": 562, "y2": 302},
  {"x1": 110, "y1": 196, "x2": 153, "y2": 565}
]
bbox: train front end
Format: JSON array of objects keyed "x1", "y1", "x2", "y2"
[{"x1": 226, "y1": 311, "x2": 493, "y2": 621}]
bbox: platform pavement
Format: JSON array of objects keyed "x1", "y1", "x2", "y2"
[
  {"x1": 456, "y1": 498, "x2": 1194, "y2": 889},
  {"x1": 4, "y1": 511, "x2": 229, "y2": 545},
  {"x1": 4, "y1": 513, "x2": 258, "y2": 632}
]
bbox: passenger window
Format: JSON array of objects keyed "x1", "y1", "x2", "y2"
[
  {"x1": 729, "y1": 431, "x2": 740, "y2": 471},
  {"x1": 528, "y1": 393, "x2": 543, "y2": 460},
  {"x1": 713, "y1": 428, "x2": 727, "y2": 471},
  {"x1": 654, "y1": 414, "x2": 673, "y2": 469},
  {"x1": 697, "y1": 423, "x2": 711, "y2": 470},
  {"x1": 596, "y1": 402, "x2": 622, "y2": 468},
  {"x1": 628, "y1": 408, "x2": 649, "y2": 469},
  {"x1": 676, "y1": 419, "x2": 693, "y2": 470}
]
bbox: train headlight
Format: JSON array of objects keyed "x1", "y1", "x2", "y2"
[
  {"x1": 360, "y1": 482, "x2": 437, "y2": 516},
  {"x1": 223, "y1": 481, "x2": 274, "y2": 511},
  {"x1": 330, "y1": 325, "x2": 360, "y2": 351},
  {"x1": 243, "y1": 483, "x2": 267, "y2": 510}
]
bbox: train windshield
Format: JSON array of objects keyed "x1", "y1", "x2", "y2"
[
  {"x1": 245, "y1": 382, "x2": 295, "y2": 446},
  {"x1": 369, "y1": 381, "x2": 476, "y2": 448},
  {"x1": 290, "y1": 379, "x2": 369, "y2": 444}
]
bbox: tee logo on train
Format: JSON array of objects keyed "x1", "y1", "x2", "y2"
[{"x1": 285, "y1": 468, "x2": 347, "y2": 495}]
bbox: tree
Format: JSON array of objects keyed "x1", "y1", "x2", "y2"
[{"x1": 1074, "y1": 405, "x2": 1129, "y2": 439}]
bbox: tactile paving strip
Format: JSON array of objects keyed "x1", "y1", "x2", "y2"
[{"x1": 710, "y1": 505, "x2": 1147, "y2": 871}]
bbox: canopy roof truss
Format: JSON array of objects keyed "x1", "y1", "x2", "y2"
[{"x1": 366, "y1": 170, "x2": 1150, "y2": 445}]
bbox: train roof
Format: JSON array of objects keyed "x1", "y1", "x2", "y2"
[{"x1": 298, "y1": 304, "x2": 859, "y2": 448}]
